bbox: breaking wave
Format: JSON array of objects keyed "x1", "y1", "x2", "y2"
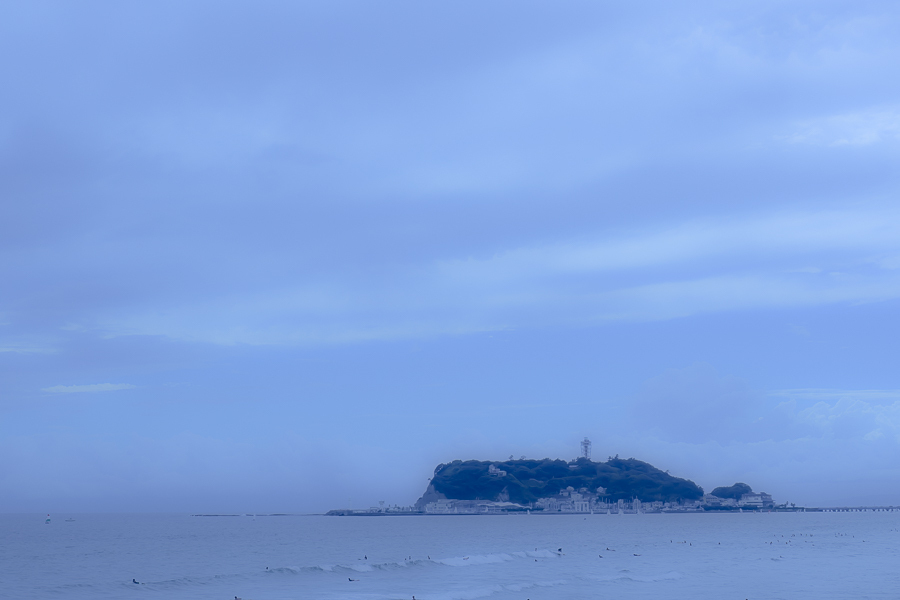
[
  {"x1": 266, "y1": 547, "x2": 560, "y2": 575},
  {"x1": 587, "y1": 570, "x2": 683, "y2": 583}
]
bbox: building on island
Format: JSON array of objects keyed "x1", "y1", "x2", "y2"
[
  {"x1": 415, "y1": 488, "x2": 777, "y2": 515},
  {"x1": 700, "y1": 492, "x2": 774, "y2": 510},
  {"x1": 738, "y1": 492, "x2": 774, "y2": 508}
]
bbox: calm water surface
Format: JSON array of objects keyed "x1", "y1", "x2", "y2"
[{"x1": 3, "y1": 512, "x2": 899, "y2": 599}]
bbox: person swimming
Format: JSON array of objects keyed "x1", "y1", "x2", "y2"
[{"x1": 133, "y1": 579, "x2": 140, "y2": 584}]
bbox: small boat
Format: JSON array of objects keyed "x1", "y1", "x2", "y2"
[{"x1": 65, "y1": 518, "x2": 75, "y2": 522}]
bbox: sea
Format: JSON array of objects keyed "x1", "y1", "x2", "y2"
[{"x1": 3, "y1": 511, "x2": 899, "y2": 600}]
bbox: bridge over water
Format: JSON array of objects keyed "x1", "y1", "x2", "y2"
[{"x1": 805, "y1": 506, "x2": 899, "y2": 512}]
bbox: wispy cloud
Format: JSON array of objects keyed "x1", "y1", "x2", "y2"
[
  {"x1": 0, "y1": 338, "x2": 58, "y2": 354},
  {"x1": 795, "y1": 398, "x2": 900, "y2": 443},
  {"x1": 592, "y1": 271, "x2": 900, "y2": 322},
  {"x1": 436, "y1": 206, "x2": 900, "y2": 283},
  {"x1": 42, "y1": 383, "x2": 136, "y2": 394},
  {"x1": 93, "y1": 205, "x2": 900, "y2": 345},
  {"x1": 0, "y1": 346, "x2": 56, "y2": 354},
  {"x1": 768, "y1": 388, "x2": 900, "y2": 401},
  {"x1": 781, "y1": 107, "x2": 900, "y2": 147}
]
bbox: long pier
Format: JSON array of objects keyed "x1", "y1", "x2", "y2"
[{"x1": 803, "y1": 506, "x2": 900, "y2": 512}]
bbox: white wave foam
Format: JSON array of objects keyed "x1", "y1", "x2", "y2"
[
  {"x1": 513, "y1": 549, "x2": 559, "y2": 559},
  {"x1": 436, "y1": 553, "x2": 515, "y2": 567},
  {"x1": 426, "y1": 579, "x2": 568, "y2": 600},
  {"x1": 268, "y1": 566, "x2": 302, "y2": 574},
  {"x1": 506, "y1": 579, "x2": 569, "y2": 592},
  {"x1": 266, "y1": 546, "x2": 561, "y2": 582},
  {"x1": 435, "y1": 548, "x2": 559, "y2": 567},
  {"x1": 588, "y1": 570, "x2": 682, "y2": 583}
]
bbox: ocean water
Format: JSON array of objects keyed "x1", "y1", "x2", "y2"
[{"x1": 3, "y1": 512, "x2": 899, "y2": 599}]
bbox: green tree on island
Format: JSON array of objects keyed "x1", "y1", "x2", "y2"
[
  {"x1": 709, "y1": 482, "x2": 752, "y2": 499},
  {"x1": 429, "y1": 457, "x2": 704, "y2": 504}
]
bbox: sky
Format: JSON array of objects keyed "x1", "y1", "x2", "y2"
[{"x1": 2, "y1": 0, "x2": 900, "y2": 513}]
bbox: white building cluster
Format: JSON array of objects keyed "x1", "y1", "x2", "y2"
[
  {"x1": 421, "y1": 486, "x2": 777, "y2": 515},
  {"x1": 701, "y1": 492, "x2": 774, "y2": 509},
  {"x1": 423, "y1": 499, "x2": 526, "y2": 514},
  {"x1": 362, "y1": 501, "x2": 417, "y2": 514},
  {"x1": 532, "y1": 487, "x2": 686, "y2": 513}
]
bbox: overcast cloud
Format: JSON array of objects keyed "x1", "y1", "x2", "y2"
[{"x1": 2, "y1": 0, "x2": 900, "y2": 512}]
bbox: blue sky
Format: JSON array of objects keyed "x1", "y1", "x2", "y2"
[{"x1": 2, "y1": 0, "x2": 900, "y2": 512}]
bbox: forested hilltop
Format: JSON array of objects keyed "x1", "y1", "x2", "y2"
[{"x1": 425, "y1": 457, "x2": 704, "y2": 505}]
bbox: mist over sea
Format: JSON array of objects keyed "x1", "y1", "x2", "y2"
[{"x1": 5, "y1": 512, "x2": 898, "y2": 599}]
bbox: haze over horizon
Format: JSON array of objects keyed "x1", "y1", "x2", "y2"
[{"x1": 2, "y1": 0, "x2": 900, "y2": 513}]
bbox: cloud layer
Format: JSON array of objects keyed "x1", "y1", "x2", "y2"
[
  {"x1": 1, "y1": 1, "x2": 900, "y2": 511},
  {"x1": 87, "y1": 205, "x2": 900, "y2": 345},
  {"x1": 41, "y1": 383, "x2": 136, "y2": 394}
]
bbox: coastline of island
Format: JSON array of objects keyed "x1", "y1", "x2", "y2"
[{"x1": 324, "y1": 453, "x2": 900, "y2": 516}]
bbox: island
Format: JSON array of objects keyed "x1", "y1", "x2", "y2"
[
  {"x1": 420, "y1": 456, "x2": 701, "y2": 507},
  {"x1": 327, "y1": 452, "x2": 780, "y2": 515}
]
